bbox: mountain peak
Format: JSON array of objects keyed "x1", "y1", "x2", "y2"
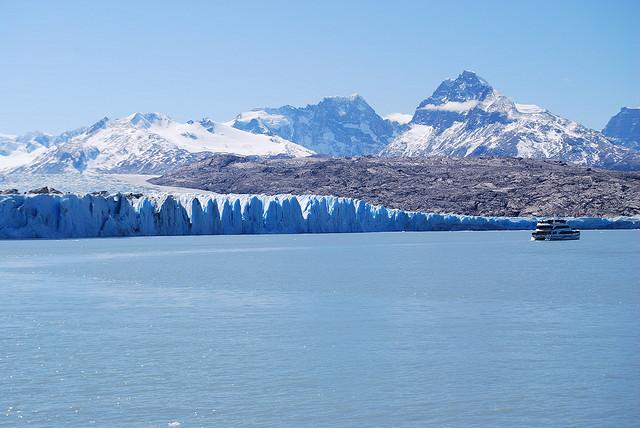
[
  {"x1": 459, "y1": 69, "x2": 486, "y2": 82},
  {"x1": 411, "y1": 71, "x2": 498, "y2": 126},
  {"x1": 316, "y1": 93, "x2": 376, "y2": 116},
  {"x1": 420, "y1": 71, "x2": 494, "y2": 108},
  {"x1": 603, "y1": 107, "x2": 640, "y2": 151},
  {"x1": 231, "y1": 94, "x2": 395, "y2": 156},
  {"x1": 125, "y1": 112, "x2": 171, "y2": 128},
  {"x1": 85, "y1": 116, "x2": 110, "y2": 135},
  {"x1": 319, "y1": 93, "x2": 366, "y2": 105}
]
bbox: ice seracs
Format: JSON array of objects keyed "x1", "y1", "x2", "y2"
[
  {"x1": 5, "y1": 113, "x2": 313, "y2": 175},
  {"x1": 383, "y1": 71, "x2": 640, "y2": 170},
  {"x1": 0, "y1": 192, "x2": 637, "y2": 239}
]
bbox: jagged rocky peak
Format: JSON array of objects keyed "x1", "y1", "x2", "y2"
[
  {"x1": 603, "y1": 107, "x2": 640, "y2": 151},
  {"x1": 316, "y1": 94, "x2": 382, "y2": 118},
  {"x1": 318, "y1": 93, "x2": 370, "y2": 108},
  {"x1": 231, "y1": 94, "x2": 400, "y2": 156},
  {"x1": 86, "y1": 116, "x2": 110, "y2": 135},
  {"x1": 384, "y1": 71, "x2": 640, "y2": 170},
  {"x1": 420, "y1": 70, "x2": 494, "y2": 107},
  {"x1": 411, "y1": 71, "x2": 503, "y2": 126},
  {"x1": 320, "y1": 93, "x2": 363, "y2": 102}
]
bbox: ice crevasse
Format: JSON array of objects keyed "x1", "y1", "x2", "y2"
[{"x1": 0, "y1": 193, "x2": 638, "y2": 239}]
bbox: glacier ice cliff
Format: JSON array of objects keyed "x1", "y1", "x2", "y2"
[{"x1": 0, "y1": 193, "x2": 638, "y2": 239}]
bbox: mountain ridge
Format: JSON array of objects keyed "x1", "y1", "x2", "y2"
[
  {"x1": 2, "y1": 113, "x2": 313, "y2": 174},
  {"x1": 231, "y1": 94, "x2": 401, "y2": 156},
  {"x1": 382, "y1": 71, "x2": 640, "y2": 170},
  {"x1": 2, "y1": 72, "x2": 640, "y2": 173}
]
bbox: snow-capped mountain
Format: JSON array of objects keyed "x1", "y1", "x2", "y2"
[
  {"x1": 4, "y1": 113, "x2": 313, "y2": 174},
  {"x1": 231, "y1": 94, "x2": 399, "y2": 156},
  {"x1": 0, "y1": 128, "x2": 86, "y2": 170},
  {"x1": 383, "y1": 71, "x2": 640, "y2": 170},
  {"x1": 603, "y1": 107, "x2": 640, "y2": 151},
  {"x1": 3, "y1": 76, "x2": 639, "y2": 177},
  {"x1": 0, "y1": 133, "x2": 51, "y2": 170}
]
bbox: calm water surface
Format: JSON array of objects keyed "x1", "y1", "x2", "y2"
[{"x1": 1, "y1": 231, "x2": 639, "y2": 427}]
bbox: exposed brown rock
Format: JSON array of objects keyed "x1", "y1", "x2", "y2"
[
  {"x1": 26, "y1": 186, "x2": 63, "y2": 195},
  {"x1": 150, "y1": 155, "x2": 640, "y2": 217}
]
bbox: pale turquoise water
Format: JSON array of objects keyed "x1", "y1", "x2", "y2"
[{"x1": 1, "y1": 231, "x2": 639, "y2": 427}]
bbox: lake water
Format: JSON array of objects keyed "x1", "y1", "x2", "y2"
[{"x1": 1, "y1": 231, "x2": 639, "y2": 427}]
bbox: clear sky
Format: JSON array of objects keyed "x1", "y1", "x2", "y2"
[{"x1": 1, "y1": 0, "x2": 638, "y2": 134}]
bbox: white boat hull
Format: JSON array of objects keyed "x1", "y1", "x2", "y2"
[
  {"x1": 531, "y1": 233, "x2": 580, "y2": 241},
  {"x1": 531, "y1": 219, "x2": 580, "y2": 241}
]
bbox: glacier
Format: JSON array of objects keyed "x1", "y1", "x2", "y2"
[{"x1": 1, "y1": 193, "x2": 638, "y2": 240}]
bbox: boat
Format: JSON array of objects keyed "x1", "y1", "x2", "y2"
[{"x1": 531, "y1": 218, "x2": 580, "y2": 241}]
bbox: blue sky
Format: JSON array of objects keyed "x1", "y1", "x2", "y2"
[{"x1": 1, "y1": 0, "x2": 638, "y2": 134}]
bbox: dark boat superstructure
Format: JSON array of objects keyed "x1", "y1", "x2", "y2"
[{"x1": 531, "y1": 219, "x2": 580, "y2": 241}]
